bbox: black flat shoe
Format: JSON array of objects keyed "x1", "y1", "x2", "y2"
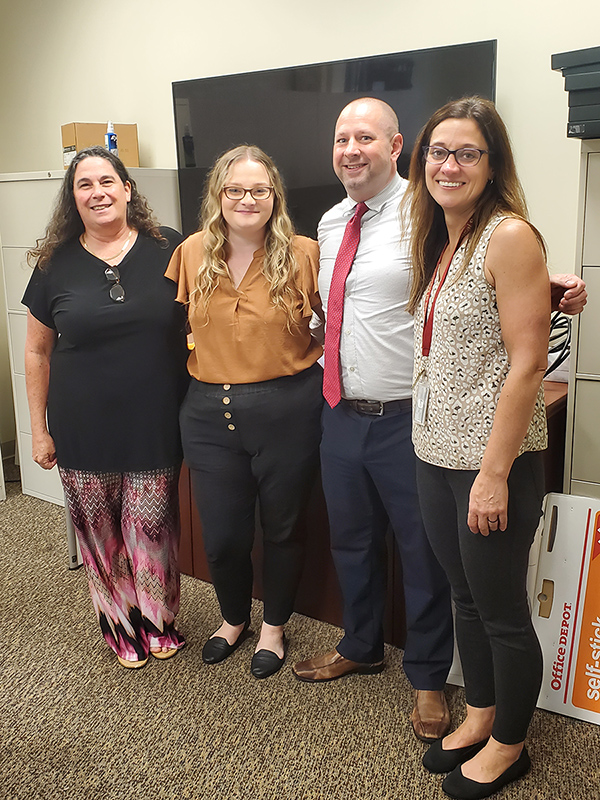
[
  {"x1": 202, "y1": 621, "x2": 251, "y2": 664},
  {"x1": 423, "y1": 737, "x2": 488, "y2": 774},
  {"x1": 250, "y1": 636, "x2": 286, "y2": 679},
  {"x1": 442, "y1": 747, "x2": 530, "y2": 800}
]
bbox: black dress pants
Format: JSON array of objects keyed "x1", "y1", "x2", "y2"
[
  {"x1": 416, "y1": 451, "x2": 545, "y2": 744},
  {"x1": 181, "y1": 364, "x2": 323, "y2": 627}
]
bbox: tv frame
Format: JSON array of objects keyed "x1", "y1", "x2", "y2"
[{"x1": 172, "y1": 40, "x2": 497, "y2": 236}]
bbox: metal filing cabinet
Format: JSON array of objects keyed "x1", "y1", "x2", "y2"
[{"x1": 565, "y1": 146, "x2": 600, "y2": 498}]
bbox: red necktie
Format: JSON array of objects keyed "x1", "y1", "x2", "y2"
[{"x1": 323, "y1": 201, "x2": 369, "y2": 408}]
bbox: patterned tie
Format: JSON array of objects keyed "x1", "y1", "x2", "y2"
[{"x1": 323, "y1": 201, "x2": 369, "y2": 408}]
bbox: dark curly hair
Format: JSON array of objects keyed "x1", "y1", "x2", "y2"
[{"x1": 28, "y1": 146, "x2": 166, "y2": 269}]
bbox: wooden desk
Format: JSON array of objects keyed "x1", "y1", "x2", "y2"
[
  {"x1": 543, "y1": 380, "x2": 568, "y2": 494},
  {"x1": 178, "y1": 380, "x2": 569, "y2": 648}
]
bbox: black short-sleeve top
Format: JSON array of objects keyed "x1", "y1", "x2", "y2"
[{"x1": 22, "y1": 227, "x2": 190, "y2": 473}]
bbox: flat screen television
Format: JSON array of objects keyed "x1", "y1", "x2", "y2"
[{"x1": 172, "y1": 40, "x2": 496, "y2": 236}]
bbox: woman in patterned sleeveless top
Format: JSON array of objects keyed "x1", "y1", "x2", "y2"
[{"x1": 405, "y1": 97, "x2": 550, "y2": 799}]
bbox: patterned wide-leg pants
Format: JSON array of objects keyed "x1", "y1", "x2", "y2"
[{"x1": 60, "y1": 466, "x2": 185, "y2": 662}]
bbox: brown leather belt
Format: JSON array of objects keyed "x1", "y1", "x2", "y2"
[{"x1": 342, "y1": 398, "x2": 412, "y2": 416}]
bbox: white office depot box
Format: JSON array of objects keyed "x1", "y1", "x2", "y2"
[{"x1": 533, "y1": 493, "x2": 600, "y2": 725}]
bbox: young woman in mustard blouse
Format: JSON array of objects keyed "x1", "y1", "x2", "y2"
[{"x1": 167, "y1": 145, "x2": 323, "y2": 678}]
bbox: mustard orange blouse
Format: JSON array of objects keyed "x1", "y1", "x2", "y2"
[{"x1": 165, "y1": 232, "x2": 323, "y2": 384}]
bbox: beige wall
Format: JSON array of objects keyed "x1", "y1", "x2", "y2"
[
  {"x1": 1, "y1": 0, "x2": 599, "y2": 266},
  {"x1": 0, "y1": 246, "x2": 14, "y2": 448},
  {"x1": 1, "y1": 0, "x2": 599, "y2": 443}
]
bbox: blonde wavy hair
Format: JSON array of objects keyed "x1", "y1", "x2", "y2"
[{"x1": 192, "y1": 145, "x2": 303, "y2": 327}]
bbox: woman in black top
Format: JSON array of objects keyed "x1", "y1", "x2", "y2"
[{"x1": 23, "y1": 147, "x2": 189, "y2": 669}]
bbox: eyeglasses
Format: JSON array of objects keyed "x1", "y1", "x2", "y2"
[
  {"x1": 422, "y1": 146, "x2": 491, "y2": 167},
  {"x1": 105, "y1": 266, "x2": 125, "y2": 302},
  {"x1": 223, "y1": 186, "x2": 273, "y2": 201}
]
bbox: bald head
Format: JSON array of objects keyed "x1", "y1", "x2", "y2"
[
  {"x1": 338, "y1": 98, "x2": 400, "y2": 139},
  {"x1": 333, "y1": 97, "x2": 403, "y2": 202}
]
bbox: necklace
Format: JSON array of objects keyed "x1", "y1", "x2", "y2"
[{"x1": 82, "y1": 228, "x2": 133, "y2": 262}]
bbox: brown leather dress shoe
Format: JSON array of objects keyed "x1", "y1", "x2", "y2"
[
  {"x1": 292, "y1": 648, "x2": 384, "y2": 682},
  {"x1": 410, "y1": 689, "x2": 451, "y2": 741}
]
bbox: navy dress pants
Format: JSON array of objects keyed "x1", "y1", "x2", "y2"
[{"x1": 320, "y1": 401, "x2": 453, "y2": 690}]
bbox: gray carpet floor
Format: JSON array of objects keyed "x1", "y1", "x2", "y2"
[{"x1": 1, "y1": 462, "x2": 599, "y2": 800}]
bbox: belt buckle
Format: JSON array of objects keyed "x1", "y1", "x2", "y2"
[{"x1": 356, "y1": 399, "x2": 384, "y2": 416}]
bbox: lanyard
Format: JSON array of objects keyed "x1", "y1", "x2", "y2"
[{"x1": 422, "y1": 220, "x2": 472, "y2": 357}]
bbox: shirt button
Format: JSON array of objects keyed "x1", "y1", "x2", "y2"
[
  {"x1": 228, "y1": 424, "x2": 235, "y2": 431},
  {"x1": 223, "y1": 384, "x2": 231, "y2": 390},
  {"x1": 222, "y1": 397, "x2": 231, "y2": 405},
  {"x1": 349, "y1": 367, "x2": 356, "y2": 372},
  {"x1": 224, "y1": 412, "x2": 232, "y2": 419}
]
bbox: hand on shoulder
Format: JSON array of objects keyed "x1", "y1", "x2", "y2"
[{"x1": 550, "y1": 273, "x2": 587, "y2": 315}]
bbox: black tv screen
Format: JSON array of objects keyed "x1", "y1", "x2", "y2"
[{"x1": 172, "y1": 40, "x2": 496, "y2": 236}]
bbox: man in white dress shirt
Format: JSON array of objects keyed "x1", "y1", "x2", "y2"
[{"x1": 293, "y1": 97, "x2": 454, "y2": 741}]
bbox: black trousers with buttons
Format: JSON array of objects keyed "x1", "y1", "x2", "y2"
[{"x1": 180, "y1": 364, "x2": 323, "y2": 627}]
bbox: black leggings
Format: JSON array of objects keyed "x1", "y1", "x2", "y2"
[
  {"x1": 416, "y1": 451, "x2": 545, "y2": 744},
  {"x1": 181, "y1": 364, "x2": 323, "y2": 627}
]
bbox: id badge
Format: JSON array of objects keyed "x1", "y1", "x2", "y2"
[{"x1": 414, "y1": 379, "x2": 430, "y2": 426}]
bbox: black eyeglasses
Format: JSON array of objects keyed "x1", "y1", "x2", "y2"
[
  {"x1": 105, "y1": 266, "x2": 125, "y2": 302},
  {"x1": 223, "y1": 186, "x2": 273, "y2": 201},
  {"x1": 422, "y1": 145, "x2": 491, "y2": 167}
]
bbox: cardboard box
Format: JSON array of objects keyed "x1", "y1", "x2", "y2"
[
  {"x1": 533, "y1": 493, "x2": 600, "y2": 725},
  {"x1": 61, "y1": 123, "x2": 139, "y2": 169}
]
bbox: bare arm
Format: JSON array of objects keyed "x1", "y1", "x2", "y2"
[
  {"x1": 550, "y1": 273, "x2": 587, "y2": 315},
  {"x1": 468, "y1": 219, "x2": 550, "y2": 536},
  {"x1": 24, "y1": 310, "x2": 58, "y2": 470}
]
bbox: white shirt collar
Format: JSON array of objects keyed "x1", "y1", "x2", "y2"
[{"x1": 339, "y1": 172, "x2": 403, "y2": 218}]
